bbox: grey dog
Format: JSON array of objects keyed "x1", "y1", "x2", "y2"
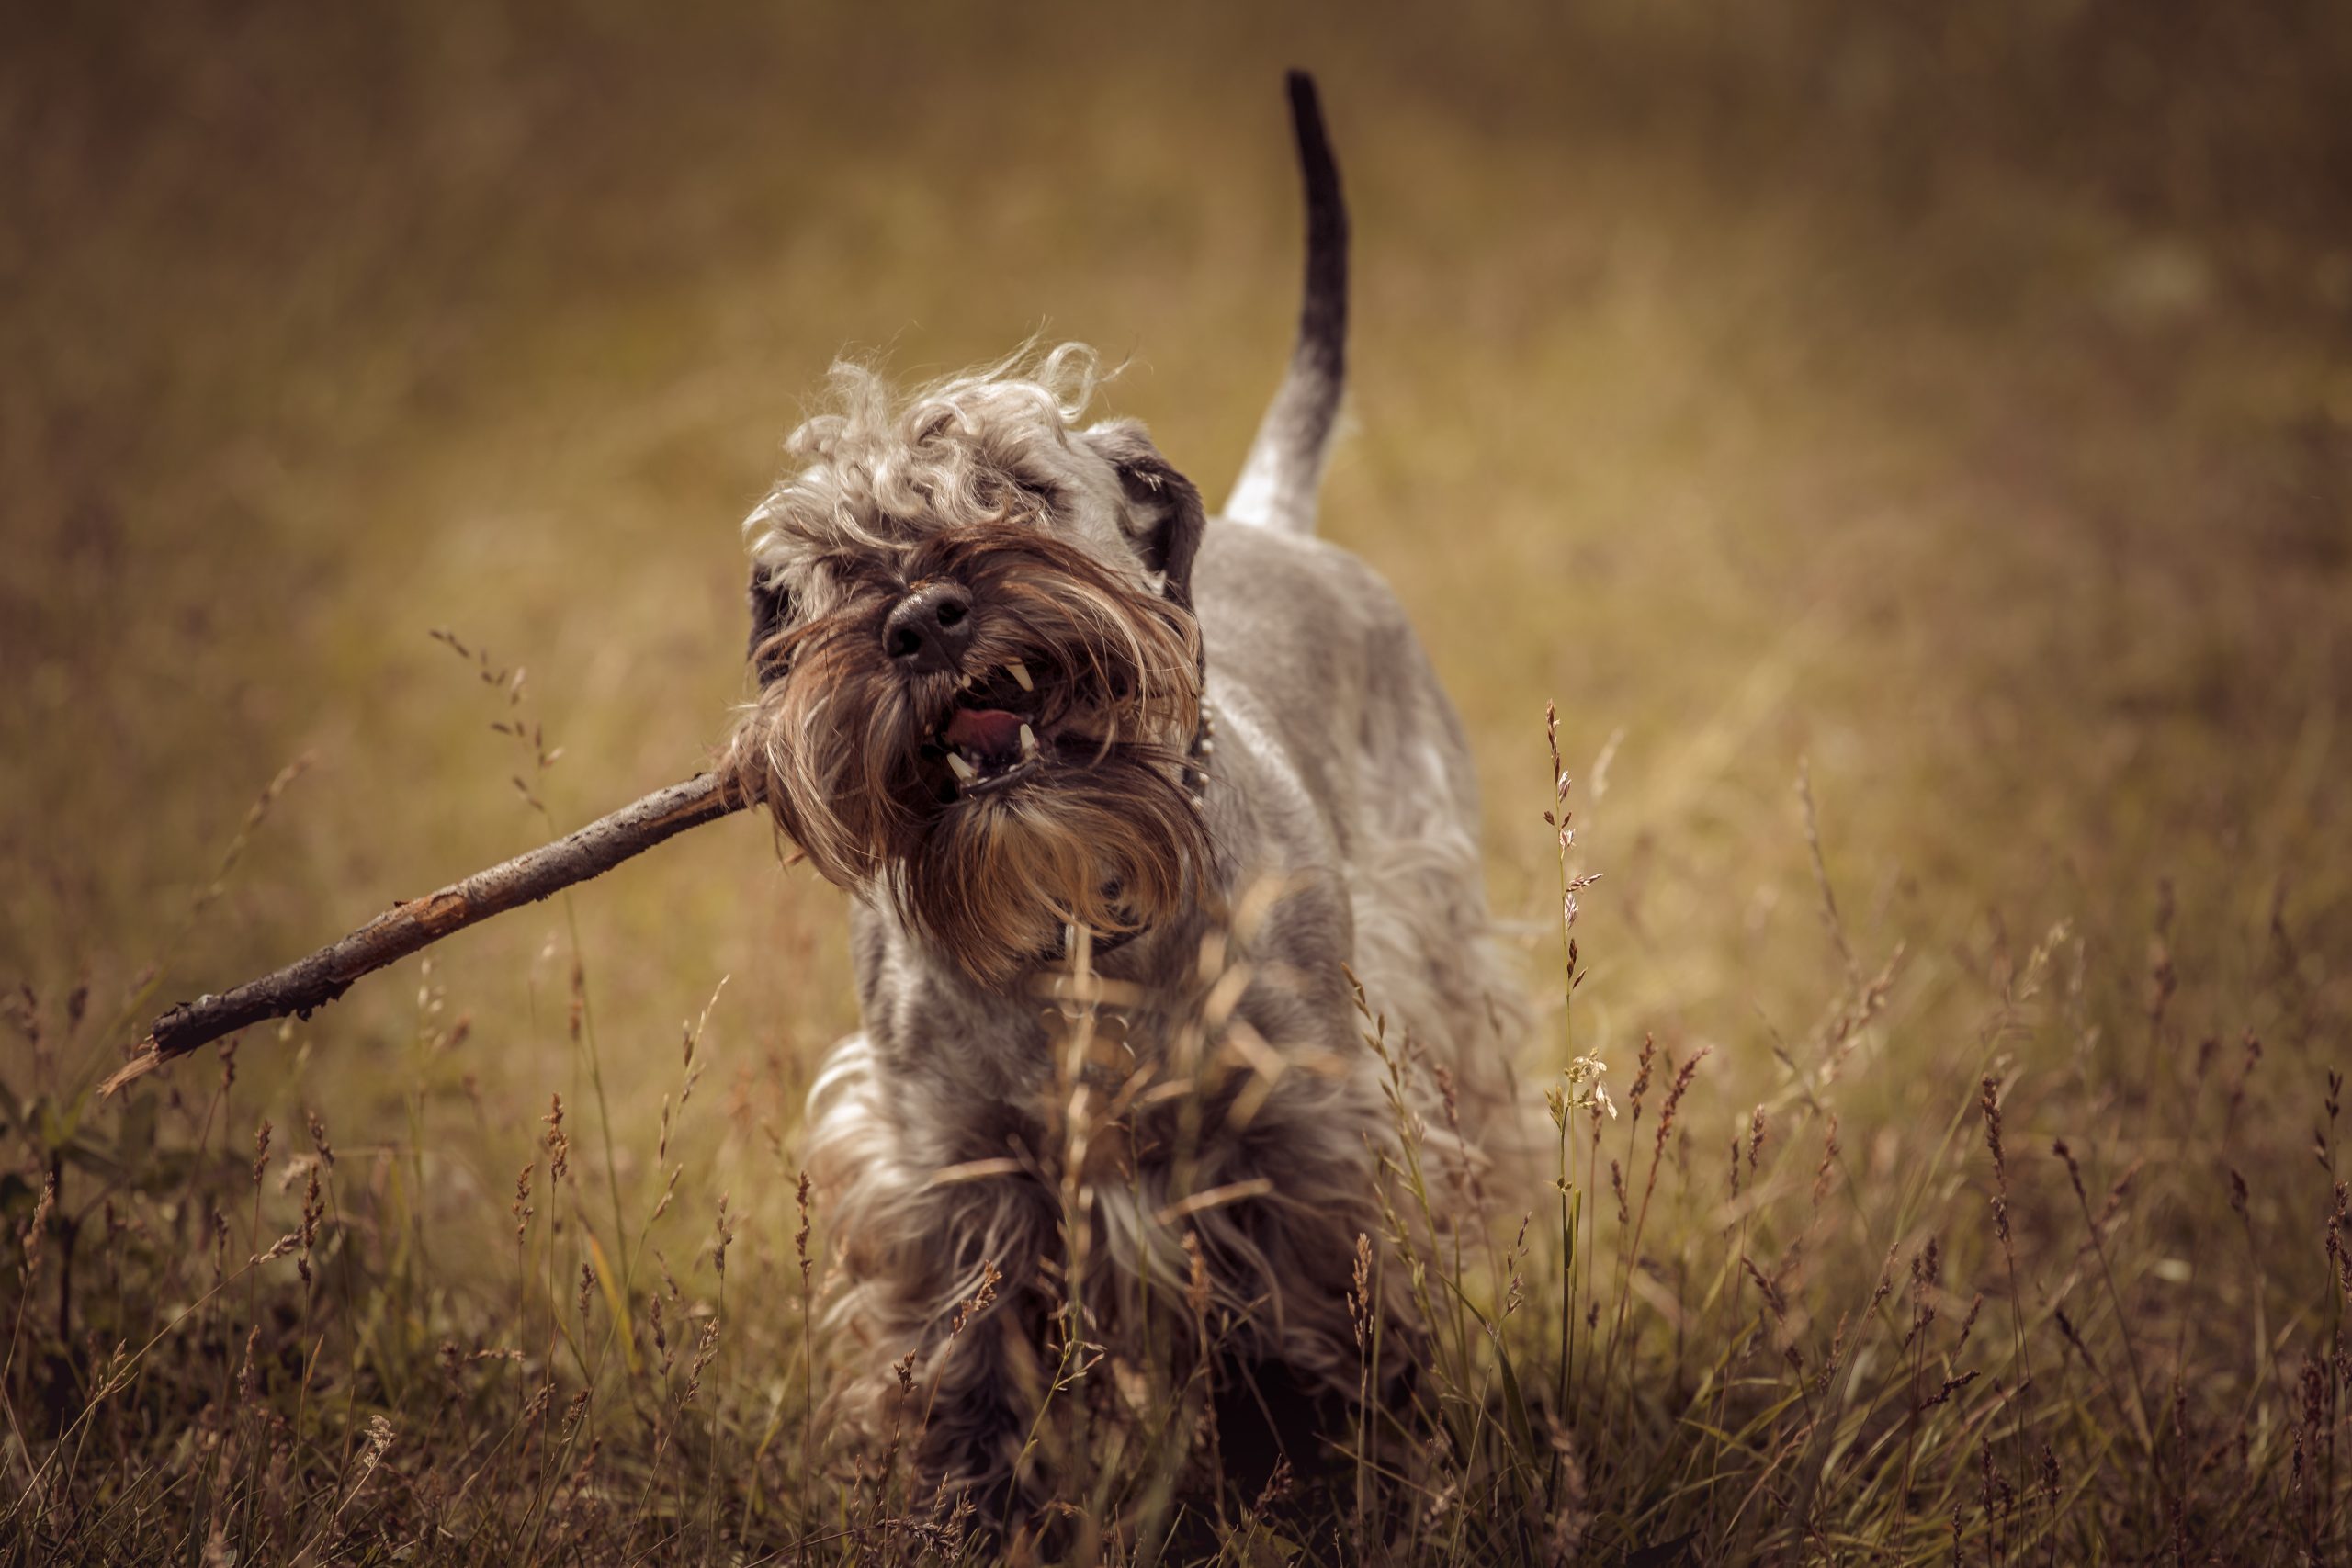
[{"x1": 723, "y1": 74, "x2": 1525, "y2": 1517}]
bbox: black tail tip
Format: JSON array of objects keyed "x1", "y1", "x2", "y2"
[
  {"x1": 1283, "y1": 70, "x2": 1340, "y2": 200},
  {"x1": 1284, "y1": 69, "x2": 1324, "y2": 137}
]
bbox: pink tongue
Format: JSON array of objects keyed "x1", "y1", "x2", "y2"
[{"x1": 944, "y1": 707, "x2": 1023, "y2": 757}]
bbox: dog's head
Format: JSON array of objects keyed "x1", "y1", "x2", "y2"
[{"x1": 724, "y1": 345, "x2": 1214, "y2": 983}]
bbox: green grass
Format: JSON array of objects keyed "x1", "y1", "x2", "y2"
[{"x1": 4, "y1": 3, "x2": 2350, "y2": 1561}]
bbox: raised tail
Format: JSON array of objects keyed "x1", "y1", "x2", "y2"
[{"x1": 1223, "y1": 70, "x2": 1348, "y2": 536}]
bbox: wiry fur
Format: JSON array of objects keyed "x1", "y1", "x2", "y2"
[
  {"x1": 723, "y1": 76, "x2": 1531, "y2": 1523},
  {"x1": 731, "y1": 516, "x2": 1208, "y2": 980}
]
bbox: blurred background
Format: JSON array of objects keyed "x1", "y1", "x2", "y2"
[{"x1": 4, "y1": 0, "x2": 2348, "y2": 1270}]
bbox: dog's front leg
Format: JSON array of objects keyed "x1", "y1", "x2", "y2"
[
  {"x1": 910, "y1": 1280, "x2": 1051, "y2": 1515},
  {"x1": 842, "y1": 1169, "x2": 1057, "y2": 1527}
]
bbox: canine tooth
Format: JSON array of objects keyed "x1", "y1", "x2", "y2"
[
  {"x1": 1006, "y1": 660, "x2": 1035, "y2": 693},
  {"x1": 1019, "y1": 723, "x2": 1037, "y2": 757},
  {"x1": 946, "y1": 753, "x2": 978, "y2": 783}
]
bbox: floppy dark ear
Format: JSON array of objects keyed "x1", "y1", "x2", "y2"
[
  {"x1": 747, "y1": 565, "x2": 794, "y2": 683},
  {"x1": 1087, "y1": 420, "x2": 1207, "y2": 608}
]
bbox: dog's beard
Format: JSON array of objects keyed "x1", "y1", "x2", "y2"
[{"x1": 726, "y1": 523, "x2": 1212, "y2": 985}]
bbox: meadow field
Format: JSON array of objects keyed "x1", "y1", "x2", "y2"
[{"x1": 4, "y1": 3, "x2": 2350, "y2": 1561}]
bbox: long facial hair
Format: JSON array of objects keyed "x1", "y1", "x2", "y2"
[{"x1": 725, "y1": 522, "x2": 1212, "y2": 984}]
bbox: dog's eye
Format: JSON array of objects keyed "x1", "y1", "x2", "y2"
[
  {"x1": 1011, "y1": 478, "x2": 1061, "y2": 523},
  {"x1": 748, "y1": 567, "x2": 797, "y2": 680}
]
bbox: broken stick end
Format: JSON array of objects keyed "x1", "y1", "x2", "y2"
[{"x1": 99, "y1": 1042, "x2": 164, "y2": 1099}]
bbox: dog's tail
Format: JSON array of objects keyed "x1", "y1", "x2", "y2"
[{"x1": 1223, "y1": 70, "x2": 1347, "y2": 537}]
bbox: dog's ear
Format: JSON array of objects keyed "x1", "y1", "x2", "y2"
[
  {"x1": 747, "y1": 565, "x2": 794, "y2": 683},
  {"x1": 1086, "y1": 420, "x2": 1206, "y2": 608}
]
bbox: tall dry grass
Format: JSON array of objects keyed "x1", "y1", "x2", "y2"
[{"x1": 4, "y1": 682, "x2": 2347, "y2": 1561}]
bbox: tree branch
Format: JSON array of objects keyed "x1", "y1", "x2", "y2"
[{"x1": 101, "y1": 772, "x2": 747, "y2": 1097}]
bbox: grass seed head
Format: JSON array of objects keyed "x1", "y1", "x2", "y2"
[
  {"x1": 19, "y1": 1169, "x2": 55, "y2": 1278},
  {"x1": 544, "y1": 1093, "x2": 570, "y2": 1185},
  {"x1": 512, "y1": 1162, "x2": 535, "y2": 1240},
  {"x1": 1655, "y1": 1049, "x2": 1707, "y2": 1160},
  {"x1": 794, "y1": 1169, "x2": 814, "y2": 1287},
  {"x1": 1349, "y1": 1231, "x2": 1375, "y2": 1351}
]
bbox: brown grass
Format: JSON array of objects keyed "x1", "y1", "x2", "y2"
[{"x1": 4, "y1": 2, "x2": 2350, "y2": 1562}]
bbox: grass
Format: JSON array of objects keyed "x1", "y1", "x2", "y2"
[{"x1": 4, "y1": 2, "x2": 2350, "y2": 1561}]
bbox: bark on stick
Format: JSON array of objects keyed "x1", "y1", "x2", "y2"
[{"x1": 101, "y1": 772, "x2": 746, "y2": 1096}]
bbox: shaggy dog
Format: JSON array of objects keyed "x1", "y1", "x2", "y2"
[{"x1": 723, "y1": 73, "x2": 1525, "y2": 1523}]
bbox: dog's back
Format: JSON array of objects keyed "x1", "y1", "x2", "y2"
[
  {"x1": 1194, "y1": 508, "x2": 1528, "y2": 1147},
  {"x1": 1193, "y1": 522, "x2": 1479, "y2": 858}
]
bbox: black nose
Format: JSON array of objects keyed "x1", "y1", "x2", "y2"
[{"x1": 881, "y1": 582, "x2": 974, "y2": 674}]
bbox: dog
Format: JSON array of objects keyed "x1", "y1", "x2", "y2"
[{"x1": 723, "y1": 73, "x2": 1526, "y2": 1522}]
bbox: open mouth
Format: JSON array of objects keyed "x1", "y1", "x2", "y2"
[{"x1": 929, "y1": 659, "x2": 1058, "y2": 798}]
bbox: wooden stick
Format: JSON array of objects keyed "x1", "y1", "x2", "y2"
[{"x1": 101, "y1": 772, "x2": 746, "y2": 1096}]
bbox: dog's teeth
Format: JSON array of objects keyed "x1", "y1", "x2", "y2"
[
  {"x1": 1019, "y1": 723, "x2": 1037, "y2": 757},
  {"x1": 1006, "y1": 660, "x2": 1035, "y2": 693},
  {"x1": 946, "y1": 753, "x2": 978, "y2": 784}
]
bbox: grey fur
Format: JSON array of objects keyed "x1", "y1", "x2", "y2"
[{"x1": 798, "y1": 508, "x2": 1527, "y2": 1498}]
